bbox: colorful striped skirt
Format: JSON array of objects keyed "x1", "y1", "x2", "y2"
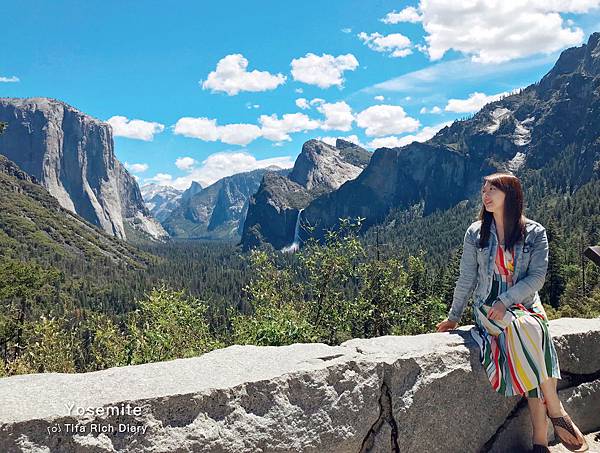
[{"x1": 470, "y1": 297, "x2": 561, "y2": 400}]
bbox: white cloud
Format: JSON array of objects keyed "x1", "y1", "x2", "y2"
[
  {"x1": 218, "y1": 123, "x2": 263, "y2": 145},
  {"x1": 291, "y1": 53, "x2": 359, "y2": 88},
  {"x1": 358, "y1": 32, "x2": 412, "y2": 58},
  {"x1": 0, "y1": 76, "x2": 19, "y2": 83},
  {"x1": 295, "y1": 97, "x2": 325, "y2": 110},
  {"x1": 245, "y1": 102, "x2": 260, "y2": 109},
  {"x1": 107, "y1": 116, "x2": 165, "y2": 141},
  {"x1": 173, "y1": 117, "x2": 220, "y2": 141},
  {"x1": 367, "y1": 136, "x2": 406, "y2": 149},
  {"x1": 362, "y1": 54, "x2": 556, "y2": 97},
  {"x1": 147, "y1": 151, "x2": 295, "y2": 189},
  {"x1": 402, "y1": 0, "x2": 594, "y2": 63},
  {"x1": 341, "y1": 27, "x2": 352, "y2": 33},
  {"x1": 317, "y1": 101, "x2": 354, "y2": 131},
  {"x1": 175, "y1": 157, "x2": 197, "y2": 171},
  {"x1": 295, "y1": 88, "x2": 304, "y2": 94},
  {"x1": 173, "y1": 117, "x2": 262, "y2": 146},
  {"x1": 420, "y1": 105, "x2": 442, "y2": 114},
  {"x1": 367, "y1": 121, "x2": 453, "y2": 149},
  {"x1": 296, "y1": 98, "x2": 310, "y2": 110},
  {"x1": 124, "y1": 162, "x2": 149, "y2": 173},
  {"x1": 381, "y1": 7, "x2": 422, "y2": 24},
  {"x1": 355, "y1": 104, "x2": 420, "y2": 136},
  {"x1": 445, "y1": 91, "x2": 513, "y2": 113},
  {"x1": 259, "y1": 113, "x2": 321, "y2": 141},
  {"x1": 201, "y1": 54, "x2": 286, "y2": 95},
  {"x1": 317, "y1": 134, "x2": 366, "y2": 148},
  {"x1": 374, "y1": 95, "x2": 385, "y2": 101},
  {"x1": 144, "y1": 173, "x2": 174, "y2": 186}
]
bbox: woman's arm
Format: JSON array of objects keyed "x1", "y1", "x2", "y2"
[
  {"x1": 447, "y1": 227, "x2": 479, "y2": 323},
  {"x1": 496, "y1": 226, "x2": 549, "y2": 309}
]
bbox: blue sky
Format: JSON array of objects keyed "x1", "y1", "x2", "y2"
[{"x1": 2, "y1": 1, "x2": 600, "y2": 190}]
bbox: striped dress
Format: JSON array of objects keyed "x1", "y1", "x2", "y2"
[{"x1": 470, "y1": 243, "x2": 561, "y2": 400}]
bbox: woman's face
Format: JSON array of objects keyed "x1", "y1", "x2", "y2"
[{"x1": 481, "y1": 181, "x2": 505, "y2": 213}]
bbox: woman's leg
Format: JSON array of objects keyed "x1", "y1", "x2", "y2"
[
  {"x1": 540, "y1": 377, "x2": 585, "y2": 445},
  {"x1": 527, "y1": 396, "x2": 549, "y2": 446}
]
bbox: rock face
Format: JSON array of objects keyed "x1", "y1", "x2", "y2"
[
  {"x1": 241, "y1": 139, "x2": 371, "y2": 250},
  {"x1": 0, "y1": 97, "x2": 167, "y2": 241},
  {"x1": 299, "y1": 33, "x2": 600, "y2": 241},
  {"x1": 0, "y1": 154, "x2": 153, "y2": 266},
  {"x1": 162, "y1": 167, "x2": 289, "y2": 240},
  {"x1": 0, "y1": 317, "x2": 598, "y2": 452},
  {"x1": 140, "y1": 183, "x2": 184, "y2": 223}
]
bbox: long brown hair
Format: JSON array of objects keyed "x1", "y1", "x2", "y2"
[{"x1": 477, "y1": 172, "x2": 526, "y2": 250}]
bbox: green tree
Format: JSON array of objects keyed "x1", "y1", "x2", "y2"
[
  {"x1": 75, "y1": 311, "x2": 128, "y2": 371},
  {"x1": 0, "y1": 259, "x2": 62, "y2": 365},
  {"x1": 299, "y1": 218, "x2": 366, "y2": 344},
  {"x1": 7, "y1": 315, "x2": 76, "y2": 375},
  {"x1": 127, "y1": 285, "x2": 222, "y2": 364}
]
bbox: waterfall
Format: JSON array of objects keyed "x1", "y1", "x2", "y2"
[{"x1": 281, "y1": 208, "x2": 303, "y2": 253}]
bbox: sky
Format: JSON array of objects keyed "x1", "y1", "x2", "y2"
[{"x1": 2, "y1": 1, "x2": 600, "y2": 191}]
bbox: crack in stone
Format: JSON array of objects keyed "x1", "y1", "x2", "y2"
[
  {"x1": 479, "y1": 368, "x2": 600, "y2": 452},
  {"x1": 560, "y1": 368, "x2": 600, "y2": 386},
  {"x1": 316, "y1": 354, "x2": 344, "y2": 361},
  {"x1": 359, "y1": 368, "x2": 400, "y2": 453}
]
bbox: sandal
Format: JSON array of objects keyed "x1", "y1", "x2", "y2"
[
  {"x1": 531, "y1": 445, "x2": 550, "y2": 453},
  {"x1": 548, "y1": 413, "x2": 589, "y2": 452}
]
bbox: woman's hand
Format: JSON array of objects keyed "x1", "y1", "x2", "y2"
[
  {"x1": 487, "y1": 300, "x2": 507, "y2": 321},
  {"x1": 436, "y1": 318, "x2": 458, "y2": 332}
]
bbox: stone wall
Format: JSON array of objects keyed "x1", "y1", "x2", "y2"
[{"x1": 0, "y1": 318, "x2": 599, "y2": 452}]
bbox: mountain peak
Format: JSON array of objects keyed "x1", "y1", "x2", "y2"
[
  {"x1": 538, "y1": 31, "x2": 600, "y2": 90},
  {"x1": 335, "y1": 138, "x2": 359, "y2": 150},
  {"x1": 288, "y1": 139, "x2": 370, "y2": 193}
]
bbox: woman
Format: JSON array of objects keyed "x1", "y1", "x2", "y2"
[{"x1": 436, "y1": 173, "x2": 588, "y2": 453}]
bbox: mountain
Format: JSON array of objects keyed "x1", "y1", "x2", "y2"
[
  {"x1": 241, "y1": 138, "x2": 372, "y2": 251},
  {"x1": 140, "y1": 183, "x2": 185, "y2": 223},
  {"x1": 162, "y1": 167, "x2": 289, "y2": 240},
  {"x1": 180, "y1": 181, "x2": 203, "y2": 203},
  {"x1": 0, "y1": 154, "x2": 153, "y2": 267},
  {"x1": 0, "y1": 97, "x2": 167, "y2": 241},
  {"x1": 296, "y1": 32, "x2": 600, "y2": 243}
]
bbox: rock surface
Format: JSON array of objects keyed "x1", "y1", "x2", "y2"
[
  {"x1": 0, "y1": 317, "x2": 598, "y2": 452},
  {"x1": 140, "y1": 184, "x2": 184, "y2": 223},
  {"x1": 241, "y1": 139, "x2": 371, "y2": 250},
  {"x1": 0, "y1": 97, "x2": 167, "y2": 241},
  {"x1": 162, "y1": 167, "x2": 289, "y2": 240}
]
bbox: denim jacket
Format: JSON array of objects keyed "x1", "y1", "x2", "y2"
[{"x1": 447, "y1": 217, "x2": 549, "y2": 323}]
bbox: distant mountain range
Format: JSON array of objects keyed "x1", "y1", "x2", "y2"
[
  {"x1": 140, "y1": 184, "x2": 185, "y2": 223},
  {"x1": 241, "y1": 32, "x2": 600, "y2": 250},
  {"x1": 0, "y1": 97, "x2": 167, "y2": 242},
  {"x1": 161, "y1": 166, "x2": 289, "y2": 241}
]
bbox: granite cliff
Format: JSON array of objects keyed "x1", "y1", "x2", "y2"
[
  {"x1": 0, "y1": 97, "x2": 167, "y2": 241},
  {"x1": 0, "y1": 154, "x2": 152, "y2": 266},
  {"x1": 241, "y1": 138, "x2": 371, "y2": 251}
]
